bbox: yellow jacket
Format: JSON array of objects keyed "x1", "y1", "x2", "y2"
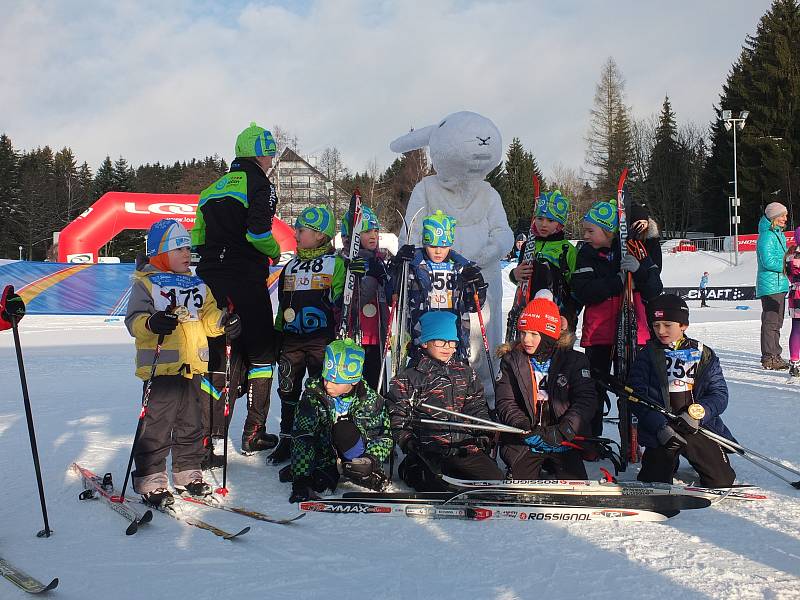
[{"x1": 125, "y1": 266, "x2": 225, "y2": 380}]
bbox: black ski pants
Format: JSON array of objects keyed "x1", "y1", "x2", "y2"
[
  {"x1": 638, "y1": 434, "x2": 735, "y2": 488},
  {"x1": 399, "y1": 450, "x2": 504, "y2": 492},
  {"x1": 760, "y1": 292, "x2": 786, "y2": 360},
  {"x1": 362, "y1": 343, "x2": 381, "y2": 392},
  {"x1": 503, "y1": 446, "x2": 587, "y2": 480},
  {"x1": 277, "y1": 333, "x2": 330, "y2": 434},
  {"x1": 133, "y1": 374, "x2": 204, "y2": 478},
  {"x1": 585, "y1": 345, "x2": 613, "y2": 436}
]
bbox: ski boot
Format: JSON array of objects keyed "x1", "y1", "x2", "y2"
[
  {"x1": 201, "y1": 437, "x2": 226, "y2": 470},
  {"x1": 773, "y1": 356, "x2": 791, "y2": 371},
  {"x1": 142, "y1": 488, "x2": 174, "y2": 509},
  {"x1": 175, "y1": 479, "x2": 212, "y2": 497},
  {"x1": 789, "y1": 360, "x2": 800, "y2": 379},
  {"x1": 241, "y1": 427, "x2": 279, "y2": 455},
  {"x1": 267, "y1": 435, "x2": 292, "y2": 464}
]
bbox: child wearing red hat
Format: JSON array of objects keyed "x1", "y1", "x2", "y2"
[{"x1": 494, "y1": 292, "x2": 597, "y2": 479}]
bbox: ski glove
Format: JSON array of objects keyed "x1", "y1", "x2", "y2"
[
  {"x1": 460, "y1": 265, "x2": 486, "y2": 290},
  {"x1": 0, "y1": 285, "x2": 25, "y2": 331},
  {"x1": 671, "y1": 410, "x2": 700, "y2": 435},
  {"x1": 620, "y1": 254, "x2": 641, "y2": 273},
  {"x1": 523, "y1": 426, "x2": 568, "y2": 453},
  {"x1": 289, "y1": 477, "x2": 320, "y2": 503},
  {"x1": 223, "y1": 313, "x2": 242, "y2": 339},
  {"x1": 349, "y1": 256, "x2": 368, "y2": 276},
  {"x1": 146, "y1": 310, "x2": 178, "y2": 335},
  {"x1": 657, "y1": 425, "x2": 687, "y2": 452},
  {"x1": 395, "y1": 244, "x2": 415, "y2": 263}
]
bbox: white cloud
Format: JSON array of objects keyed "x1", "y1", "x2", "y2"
[{"x1": 0, "y1": 0, "x2": 771, "y2": 180}]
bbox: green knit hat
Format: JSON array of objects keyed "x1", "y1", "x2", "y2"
[
  {"x1": 583, "y1": 201, "x2": 618, "y2": 234},
  {"x1": 235, "y1": 122, "x2": 277, "y2": 158},
  {"x1": 296, "y1": 205, "x2": 336, "y2": 239}
]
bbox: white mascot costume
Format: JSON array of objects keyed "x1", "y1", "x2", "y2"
[{"x1": 390, "y1": 111, "x2": 513, "y2": 407}]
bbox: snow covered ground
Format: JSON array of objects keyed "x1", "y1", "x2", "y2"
[{"x1": 1, "y1": 251, "x2": 799, "y2": 599}]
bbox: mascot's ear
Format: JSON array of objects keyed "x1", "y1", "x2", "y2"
[{"x1": 389, "y1": 124, "x2": 436, "y2": 153}]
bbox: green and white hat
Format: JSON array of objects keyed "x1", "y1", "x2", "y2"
[
  {"x1": 422, "y1": 210, "x2": 457, "y2": 247},
  {"x1": 322, "y1": 338, "x2": 365, "y2": 384},
  {"x1": 341, "y1": 205, "x2": 380, "y2": 238},
  {"x1": 295, "y1": 205, "x2": 336, "y2": 239},
  {"x1": 235, "y1": 121, "x2": 277, "y2": 158}
]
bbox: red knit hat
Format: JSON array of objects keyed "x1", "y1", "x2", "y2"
[{"x1": 517, "y1": 295, "x2": 561, "y2": 340}]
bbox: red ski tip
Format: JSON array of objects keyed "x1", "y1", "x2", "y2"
[
  {"x1": 215, "y1": 487, "x2": 229, "y2": 497},
  {"x1": 110, "y1": 495, "x2": 125, "y2": 503}
]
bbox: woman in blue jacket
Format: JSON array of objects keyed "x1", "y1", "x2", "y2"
[{"x1": 756, "y1": 202, "x2": 790, "y2": 370}]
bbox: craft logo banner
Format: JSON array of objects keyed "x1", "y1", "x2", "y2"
[{"x1": 663, "y1": 287, "x2": 757, "y2": 301}]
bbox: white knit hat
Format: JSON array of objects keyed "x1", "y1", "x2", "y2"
[{"x1": 765, "y1": 202, "x2": 788, "y2": 220}]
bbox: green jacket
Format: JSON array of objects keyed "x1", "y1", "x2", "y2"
[
  {"x1": 756, "y1": 215, "x2": 789, "y2": 297},
  {"x1": 291, "y1": 378, "x2": 392, "y2": 479}
]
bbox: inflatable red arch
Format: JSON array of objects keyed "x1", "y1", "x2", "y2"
[{"x1": 58, "y1": 191, "x2": 296, "y2": 263}]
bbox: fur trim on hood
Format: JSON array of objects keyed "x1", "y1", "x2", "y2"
[{"x1": 496, "y1": 329, "x2": 577, "y2": 358}]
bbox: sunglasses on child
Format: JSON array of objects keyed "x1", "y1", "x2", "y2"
[{"x1": 427, "y1": 340, "x2": 457, "y2": 349}]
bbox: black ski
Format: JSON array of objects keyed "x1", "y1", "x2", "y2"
[
  {"x1": 0, "y1": 557, "x2": 58, "y2": 594},
  {"x1": 339, "y1": 189, "x2": 364, "y2": 341}
]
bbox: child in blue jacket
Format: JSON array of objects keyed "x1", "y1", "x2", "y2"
[{"x1": 626, "y1": 294, "x2": 736, "y2": 487}]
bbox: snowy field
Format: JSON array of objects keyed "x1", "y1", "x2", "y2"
[{"x1": 1, "y1": 251, "x2": 799, "y2": 599}]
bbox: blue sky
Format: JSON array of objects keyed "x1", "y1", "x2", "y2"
[{"x1": 0, "y1": 0, "x2": 772, "y2": 179}]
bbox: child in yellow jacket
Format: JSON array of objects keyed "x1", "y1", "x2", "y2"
[{"x1": 125, "y1": 219, "x2": 240, "y2": 508}]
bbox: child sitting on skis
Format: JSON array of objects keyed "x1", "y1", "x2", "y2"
[
  {"x1": 495, "y1": 291, "x2": 596, "y2": 479},
  {"x1": 387, "y1": 311, "x2": 504, "y2": 491},
  {"x1": 510, "y1": 190, "x2": 579, "y2": 332},
  {"x1": 392, "y1": 210, "x2": 486, "y2": 363},
  {"x1": 269, "y1": 205, "x2": 347, "y2": 465},
  {"x1": 288, "y1": 338, "x2": 393, "y2": 502},
  {"x1": 125, "y1": 219, "x2": 241, "y2": 508},
  {"x1": 340, "y1": 205, "x2": 392, "y2": 391},
  {"x1": 627, "y1": 294, "x2": 735, "y2": 487},
  {"x1": 571, "y1": 200, "x2": 663, "y2": 437}
]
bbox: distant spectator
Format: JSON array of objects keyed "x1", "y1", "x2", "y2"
[
  {"x1": 506, "y1": 233, "x2": 527, "y2": 261},
  {"x1": 756, "y1": 202, "x2": 790, "y2": 370},
  {"x1": 699, "y1": 272, "x2": 709, "y2": 308}
]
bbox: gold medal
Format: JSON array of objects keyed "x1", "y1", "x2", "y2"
[
  {"x1": 687, "y1": 403, "x2": 705, "y2": 420},
  {"x1": 284, "y1": 308, "x2": 296, "y2": 322},
  {"x1": 362, "y1": 303, "x2": 377, "y2": 318}
]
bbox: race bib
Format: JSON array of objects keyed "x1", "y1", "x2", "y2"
[
  {"x1": 665, "y1": 348, "x2": 701, "y2": 393},
  {"x1": 150, "y1": 273, "x2": 206, "y2": 322},
  {"x1": 284, "y1": 256, "x2": 336, "y2": 292},
  {"x1": 427, "y1": 262, "x2": 455, "y2": 309}
]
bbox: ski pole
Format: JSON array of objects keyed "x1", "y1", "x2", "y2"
[
  {"x1": 471, "y1": 286, "x2": 496, "y2": 383},
  {"x1": 216, "y1": 298, "x2": 235, "y2": 497},
  {"x1": 596, "y1": 373, "x2": 800, "y2": 489},
  {"x1": 8, "y1": 305, "x2": 53, "y2": 538},
  {"x1": 417, "y1": 402, "x2": 508, "y2": 431},
  {"x1": 417, "y1": 418, "x2": 525, "y2": 435},
  {"x1": 116, "y1": 297, "x2": 175, "y2": 503},
  {"x1": 376, "y1": 296, "x2": 397, "y2": 394}
]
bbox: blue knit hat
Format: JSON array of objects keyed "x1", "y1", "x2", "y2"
[
  {"x1": 422, "y1": 210, "x2": 457, "y2": 247},
  {"x1": 296, "y1": 205, "x2": 336, "y2": 239},
  {"x1": 341, "y1": 205, "x2": 380, "y2": 238},
  {"x1": 322, "y1": 338, "x2": 365, "y2": 384},
  {"x1": 535, "y1": 190, "x2": 570, "y2": 225},
  {"x1": 146, "y1": 219, "x2": 191, "y2": 257},
  {"x1": 418, "y1": 311, "x2": 459, "y2": 344},
  {"x1": 583, "y1": 201, "x2": 618, "y2": 234}
]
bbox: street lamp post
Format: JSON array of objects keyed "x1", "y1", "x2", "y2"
[
  {"x1": 723, "y1": 109, "x2": 749, "y2": 266},
  {"x1": 18, "y1": 246, "x2": 23, "y2": 261}
]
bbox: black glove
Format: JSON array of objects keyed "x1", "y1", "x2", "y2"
[
  {"x1": 349, "y1": 256, "x2": 368, "y2": 276},
  {"x1": 224, "y1": 313, "x2": 242, "y2": 339},
  {"x1": 460, "y1": 265, "x2": 484, "y2": 287},
  {"x1": 657, "y1": 425, "x2": 687, "y2": 452},
  {"x1": 395, "y1": 244, "x2": 415, "y2": 263},
  {"x1": 146, "y1": 311, "x2": 178, "y2": 335},
  {"x1": 671, "y1": 410, "x2": 700, "y2": 436},
  {"x1": 0, "y1": 286, "x2": 25, "y2": 330},
  {"x1": 289, "y1": 477, "x2": 319, "y2": 503}
]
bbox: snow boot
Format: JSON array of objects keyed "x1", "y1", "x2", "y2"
[
  {"x1": 267, "y1": 435, "x2": 292, "y2": 464},
  {"x1": 773, "y1": 356, "x2": 790, "y2": 370},
  {"x1": 789, "y1": 360, "x2": 800, "y2": 378},
  {"x1": 241, "y1": 376, "x2": 277, "y2": 454},
  {"x1": 175, "y1": 479, "x2": 212, "y2": 497},
  {"x1": 142, "y1": 488, "x2": 174, "y2": 509},
  {"x1": 201, "y1": 447, "x2": 225, "y2": 470},
  {"x1": 241, "y1": 427, "x2": 279, "y2": 455}
]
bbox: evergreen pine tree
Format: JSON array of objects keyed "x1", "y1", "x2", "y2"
[
  {"x1": 0, "y1": 134, "x2": 20, "y2": 258},
  {"x1": 498, "y1": 138, "x2": 543, "y2": 234}
]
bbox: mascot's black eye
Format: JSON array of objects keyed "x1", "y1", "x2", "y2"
[{"x1": 438, "y1": 120, "x2": 447, "y2": 128}]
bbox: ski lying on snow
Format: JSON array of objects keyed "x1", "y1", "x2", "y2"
[
  {"x1": 341, "y1": 490, "x2": 710, "y2": 512},
  {"x1": 142, "y1": 500, "x2": 250, "y2": 540},
  {"x1": 178, "y1": 494, "x2": 305, "y2": 524},
  {"x1": 300, "y1": 499, "x2": 671, "y2": 522},
  {"x1": 441, "y1": 475, "x2": 767, "y2": 501},
  {"x1": 72, "y1": 463, "x2": 153, "y2": 535},
  {"x1": 0, "y1": 557, "x2": 58, "y2": 594}
]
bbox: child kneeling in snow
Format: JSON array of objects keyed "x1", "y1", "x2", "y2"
[
  {"x1": 627, "y1": 294, "x2": 736, "y2": 488},
  {"x1": 288, "y1": 338, "x2": 393, "y2": 503},
  {"x1": 125, "y1": 219, "x2": 241, "y2": 508},
  {"x1": 495, "y1": 292, "x2": 596, "y2": 479},
  {"x1": 387, "y1": 311, "x2": 504, "y2": 491}
]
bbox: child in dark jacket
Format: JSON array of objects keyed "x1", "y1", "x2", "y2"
[
  {"x1": 627, "y1": 294, "x2": 735, "y2": 488},
  {"x1": 387, "y1": 311, "x2": 503, "y2": 491},
  {"x1": 572, "y1": 201, "x2": 663, "y2": 437},
  {"x1": 288, "y1": 338, "x2": 393, "y2": 502},
  {"x1": 495, "y1": 292, "x2": 596, "y2": 479},
  {"x1": 393, "y1": 210, "x2": 486, "y2": 363}
]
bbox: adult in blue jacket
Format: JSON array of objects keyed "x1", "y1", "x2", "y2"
[
  {"x1": 627, "y1": 294, "x2": 735, "y2": 488},
  {"x1": 756, "y1": 202, "x2": 790, "y2": 370}
]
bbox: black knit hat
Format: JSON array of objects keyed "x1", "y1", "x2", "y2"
[
  {"x1": 647, "y1": 294, "x2": 689, "y2": 325},
  {"x1": 629, "y1": 201, "x2": 651, "y2": 223}
]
